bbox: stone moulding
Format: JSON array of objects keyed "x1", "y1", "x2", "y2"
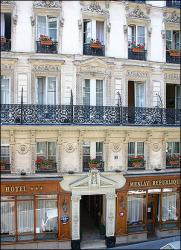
[
  {"x1": 163, "y1": 11, "x2": 180, "y2": 24},
  {"x1": 126, "y1": 6, "x2": 150, "y2": 21},
  {"x1": 1, "y1": 0, "x2": 15, "y2": 5},
  {"x1": 82, "y1": 1, "x2": 109, "y2": 16},
  {"x1": 33, "y1": 0, "x2": 61, "y2": 9}
]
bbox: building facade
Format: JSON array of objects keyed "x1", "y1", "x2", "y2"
[{"x1": 1, "y1": 0, "x2": 180, "y2": 249}]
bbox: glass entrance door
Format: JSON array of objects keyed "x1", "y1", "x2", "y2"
[{"x1": 147, "y1": 195, "x2": 158, "y2": 233}]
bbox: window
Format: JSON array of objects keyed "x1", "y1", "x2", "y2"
[
  {"x1": 162, "y1": 190, "x2": 179, "y2": 222},
  {"x1": 166, "y1": 30, "x2": 180, "y2": 50},
  {"x1": 37, "y1": 16, "x2": 57, "y2": 41},
  {"x1": 1, "y1": 76, "x2": 10, "y2": 104},
  {"x1": 128, "y1": 25, "x2": 146, "y2": 48},
  {"x1": 83, "y1": 19, "x2": 104, "y2": 44},
  {"x1": 83, "y1": 79, "x2": 104, "y2": 106},
  {"x1": 96, "y1": 142, "x2": 103, "y2": 162},
  {"x1": 128, "y1": 142, "x2": 145, "y2": 168},
  {"x1": 1, "y1": 13, "x2": 11, "y2": 51},
  {"x1": 166, "y1": 142, "x2": 180, "y2": 168},
  {"x1": 1, "y1": 145, "x2": 10, "y2": 173},
  {"x1": 83, "y1": 79, "x2": 90, "y2": 105},
  {"x1": 127, "y1": 191, "x2": 146, "y2": 231},
  {"x1": 37, "y1": 77, "x2": 56, "y2": 105},
  {"x1": 37, "y1": 142, "x2": 56, "y2": 162}
]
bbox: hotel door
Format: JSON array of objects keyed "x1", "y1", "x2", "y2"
[{"x1": 147, "y1": 195, "x2": 158, "y2": 232}]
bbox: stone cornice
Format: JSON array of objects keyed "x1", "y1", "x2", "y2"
[
  {"x1": 81, "y1": 1, "x2": 109, "y2": 18},
  {"x1": 33, "y1": 1, "x2": 61, "y2": 9}
]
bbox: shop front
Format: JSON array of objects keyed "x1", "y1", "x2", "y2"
[
  {"x1": 116, "y1": 174, "x2": 180, "y2": 244},
  {"x1": 1, "y1": 178, "x2": 71, "y2": 249}
]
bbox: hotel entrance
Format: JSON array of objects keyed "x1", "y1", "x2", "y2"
[{"x1": 147, "y1": 194, "x2": 159, "y2": 236}]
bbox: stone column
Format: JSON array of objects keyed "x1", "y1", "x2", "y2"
[
  {"x1": 71, "y1": 195, "x2": 81, "y2": 241},
  {"x1": 57, "y1": 130, "x2": 63, "y2": 173},
  {"x1": 105, "y1": 192, "x2": 116, "y2": 248},
  {"x1": 30, "y1": 130, "x2": 36, "y2": 173},
  {"x1": 10, "y1": 130, "x2": 15, "y2": 173}
]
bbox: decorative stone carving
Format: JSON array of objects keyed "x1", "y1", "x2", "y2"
[
  {"x1": 148, "y1": 27, "x2": 152, "y2": 37},
  {"x1": 161, "y1": 30, "x2": 166, "y2": 39},
  {"x1": 151, "y1": 143, "x2": 161, "y2": 152},
  {"x1": 78, "y1": 19, "x2": 82, "y2": 30},
  {"x1": 127, "y1": 71, "x2": 148, "y2": 79},
  {"x1": 59, "y1": 17, "x2": 64, "y2": 27},
  {"x1": 1, "y1": 1, "x2": 15, "y2": 5},
  {"x1": 123, "y1": 25, "x2": 128, "y2": 34},
  {"x1": 30, "y1": 16, "x2": 35, "y2": 26},
  {"x1": 106, "y1": 193, "x2": 116, "y2": 200},
  {"x1": 12, "y1": 15, "x2": 18, "y2": 25},
  {"x1": 16, "y1": 144, "x2": 30, "y2": 155},
  {"x1": 164, "y1": 73, "x2": 180, "y2": 83},
  {"x1": 71, "y1": 195, "x2": 81, "y2": 203},
  {"x1": 64, "y1": 143, "x2": 76, "y2": 153},
  {"x1": 33, "y1": 1, "x2": 61, "y2": 8},
  {"x1": 82, "y1": 1, "x2": 109, "y2": 16},
  {"x1": 163, "y1": 11, "x2": 180, "y2": 24},
  {"x1": 112, "y1": 143, "x2": 121, "y2": 153},
  {"x1": 107, "y1": 22, "x2": 111, "y2": 32},
  {"x1": 89, "y1": 168, "x2": 100, "y2": 187},
  {"x1": 32, "y1": 65, "x2": 61, "y2": 72},
  {"x1": 126, "y1": 6, "x2": 149, "y2": 20}
]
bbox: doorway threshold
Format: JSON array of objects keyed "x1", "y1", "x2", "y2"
[{"x1": 81, "y1": 239, "x2": 106, "y2": 249}]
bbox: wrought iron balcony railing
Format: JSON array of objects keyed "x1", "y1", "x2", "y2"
[
  {"x1": 35, "y1": 162, "x2": 57, "y2": 173},
  {"x1": 83, "y1": 43, "x2": 105, "y2": 56},
  {"x1": 83, "y1": 161, "x2": 104, "y2": 172},
  {"x1": 166, "y1": 0, "x2": 180, "y2": 8},
  {"x1": 1, "y1": 39, "x2": 11, "y2": 52},
  {"x1": 36, "y1": 41, "x2": 58, "y2": 54},
  {"x1": 130, "y1": 0, "x2": 146, "y2": 3},
  {"x1": 0, "y1": 163, "x2": 11, "y2": 174},
  {"x1": 128, "y1": 157, "x2": 145, "y2": 170},
  {"x1": 1, "y1": 104, "x2": 180, "y2": 127},
  {"x1": 166, "y1": 51, "x2": 180, "y2": 64},
  {"x1": 166, "y1": 156, "x2": 180, "y2": 168},
  {"x1": 128, "y1": 48, "x2": 147, "y2": 61}
]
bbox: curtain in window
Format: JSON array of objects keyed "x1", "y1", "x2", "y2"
[
  {"x1": 1, "y1": 146, "x2": 10, "y2": 163},
  {"x1": 37, "y1": 16, "x2": 47, "y2": 39},
  {"x1": 137, "y1": 142, "x2": 144, "y2": 155},
  {"x1": 48, "y1": 142, "x2": 56, "y2": 162},
  {"x1": 96, "y1": 21, "x2": 104, "y2": 43},
  {"x1": 1, "y1": 13, "x2": 5, "y2": 37},
  {"x1": 162, "y1": 193, "x2": 177, "y2": 221},
  {"x1": 47, "y1": 77, "x2": 56, "y2": 105},
  {"x1": 1, "y1": 78, "x2": 10, "y2": 104},
  {"x1": 96, "y1": 80, "x2": 103, "y2": 106},
  {"x1": 137, "y1": 26, "x2": 145, "y2": 45},
  {"x1": 128, "y1": 195, "x2": 143, "y2": 223},
  {"x1": 96, "y1": 142, "x2": 103, "y2": 161},
  {"x1": 37, "y1": 77, "x2": 45, "y2": 104},
  {"x1": 36, "y1": 200, "x2": 58, "y2": 233},
  {"x1": 48, "y1": 17, "x2": 57, "y2": 41},
  {"x1": 17, "y1": 201, "x2": 34, "y2": 234},
  {"x1": 166, "y1": 31, "x2": 172, "y2": 50},
  {"x1": 136, "y1": 83, "x2": 145, "y2": 107},
  {"x1": 83, "y1": 79, "x2": 90, "y2": 105},
  {"x1": 1, "y1": 202, "x2": 15, "y2": 234},
  {"x1": 84, "y1": 20, "x2": 92, "y2": 44},
  {"x1": 128, "y1": 195, "x2": 144, "y2": 223}
]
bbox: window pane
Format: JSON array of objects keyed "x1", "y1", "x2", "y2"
[
  {"x1": 37, "y1": 77, "x2": 46, "y2": 105},
  {"x1": 83, "y1": 20, "x2": 92, "y2": 43},
  {"x1": 1, "y1": 201, "x2": 15, "y2": 239},
  {"x1": 96, "y1": 80, "x2": 103, "y2": 106},
  {"x1": 1, "y1": 77, "x2": 10, "y2": 104},
  {"x1": 127, "y1": 194, "x2": 145, "y2": 225},
  {"x1": 137, "y1": 142, "x2": 144, "y2": 155},
  {"x1": 173, "y1": 142, "x2": 180, "y2": 154},
  {"x1": 48, "y1": 142, "x2": 56, "y2": 157},
  {"x1": 37, "y1": 16, "x2": 47, "y2": 39},
  {"x1": 47, "y1": 77, "x2": 56, "y2": 105},
  {"x1": 37, "y1": 142, "x2": 46, "y2": 157},
  {"x1": 162, "y1": 192, "x2": 178, "y2": 221},
  {"x1": 96, "y1": 21, "x2": 104, "y2": 43},
  {"x1": 1, "y1": 146, "x2": 10, "y2": 164},
  {"x1": 128, "y1": 142, "x2": 135, "y2": 155},
  {"x1": 83, "y1": 79, "x2": 90, "y2": 105},
  {"x1": 137, "y1": 26, "x2": 145, "y2": 36}
]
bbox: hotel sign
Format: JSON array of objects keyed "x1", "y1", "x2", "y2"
[
  {"x1": 4, "y1": 185, "x2": 43, "y2": 193},
  {"x1": 129, "y1": 179, "x2": 180, "y2": 188}
]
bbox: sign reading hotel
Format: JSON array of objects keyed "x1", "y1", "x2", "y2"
[{"x1": 129, "y1": 179, "x2": 180, "y2": 188}]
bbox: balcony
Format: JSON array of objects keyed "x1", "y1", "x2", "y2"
[
  {"x1": 166, "y1": 155, "x2": 180, "y2": 169},
  {"x1": 128, "y1": 48, "x2": 147, "y2": 61},
  {"x1": 166, "y1": 50, "x2": 180, "y2": 64},
  {"x1": 36, "y1": 41, "x2": 58, "y2": 54},
  {"x1": 1, "y1": 38, "x2": 11, "y2": 51},
  {"x1": 128, "y1": 157, "x2": 145, "y2": 170},
  {"x1": 1, "y1": 104, "x2": 180, "y2": 127},
  {"x1": 0, "y1": 163, "x2": 11, "y2": 174},
  {"x1": 35, "y1": 161, "x2": 57, "y2": 173},
  {"x1": 83, "y1": 43, "x2": 105, "y2": 56},
  {"x1": 83, "y1": 161, "x2": 104, "y2": 172},
  {"x1": 166, "y1": 0, "x2": 180, "y2": 8}
]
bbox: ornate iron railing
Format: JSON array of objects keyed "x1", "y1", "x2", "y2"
[
  {"x1": 166, "y1": 51, "x2": 180, "y2": 64},
  {"x1": 83, "y1": 161, "x2": 104, "y2": 172},
  {"x1": 1, "y1": 39, "x2": 11, "y2": 52},
  {"x1": 166, "y1": 0, "x2": 180, "y2": 8},
  {"x1": 83, "y1": 43, "x2": 105, "y2": 56},
  {"x1": 36, "y1": 41, "x2": 58, "y2": 54},
  {"x1": 35, "y1": 162, "x2": 57, "y2": 173},
  {"x1": 128, "y1": 158, "x2": 145, "y2": 170},
  {"x1": 1, "y1": 104, "x2": 180, "y2": 126},
  {"x1": 128, "y1": 48, "x2": 147, "y2": 61}
]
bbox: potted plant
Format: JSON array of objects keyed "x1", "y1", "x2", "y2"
[
  {"x1": 131, "y1": 41, "x2": 145, "y2": 53},
  {"x1": 39, "y1": 34, "x2": 53, "y2": 46},
  {"x1": 167, "y1": 155, "x2": 180, "y2": 166},
  {"x1": 90, "y1": 38, "x2": 102, "y2": 49},
  {"x1": 88, "y1": 158, "x2": 100, "y2": 169},
  {"x1": 35, "y1": 157, "x2": 54, "y2": 171},
  {"x1": 0, "y1": 159, "x2": 9, "y2": 171},
  {"x1": 129, "y1": 156, "x2": 145, "y2": 168},
  {"x1": 169, "y1": 50, "x2": 180, "y2": 57}
]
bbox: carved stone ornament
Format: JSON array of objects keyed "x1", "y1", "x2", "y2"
[
  {"x1": 112, "y1": 143, "x2": 121, "y2": 153},
  {"x1": 163, "y1": 11, "x2": 180, "y2": 24},
  {"x1": 164, "y1": 73, "x2": 180, "y2": 83},
  {"x1": 151, "y1": 143, "x2": 161, "y2": 152},
  {"x1": 161, "y1": 30, "x2": 166, "y2": 39},
  {"x1": 64, "y1": 143, "x2": 76, "y2": 153},
  {"x1": 127, "y1": 6, "x2": 149, "y2": 20},
  {"x1": 32, "y1": 65, "x2": 61, "y2": 72},
  {"x1": 78, "y1": 19, "x2": 82, "y2": 30},
  {"x1": 59, "y1": 17, "x2": 64, "y2": 27},
  {"x1": 82, "y1": 1, "x2": 109, "y2": 16},
  {"x1": 1, "y1": 0, "x2": 15, "y2": 5},
  {"x1": 106, "y1": 193, "x2": 116, "y2": 200},
  {"x1": 123, "y1": 25, "x2": 128, "y2": 34},
  {"x1": 30, "y1": 16, "x2": 35, "y2": 26},
  {"x1": 12, "y1": 15, "x2": 18, "y2": 25},
  {"x1": 127, "y1": 71, "x2": 148, "y2": 79},
  {"x1": 16, "y1": 144, "x2": 30, "y2": 155},
  {"x1": 107, "y1": 22, "x2": 111, "y2": 32},
  {"x1": 88, "y1": 168, "x2": 100, "y2": 187},
  {"x1": 33, "y1": 0, "x2": 61, "y2": 8}
]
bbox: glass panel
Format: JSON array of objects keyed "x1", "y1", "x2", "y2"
[
  {"x1": 36, "y1": 195, "x2": 57, "y2": 199},
  {"x1": 135, "y1": 82, "x2": 145, "y2": 107},
  {"x1": 83, "y1": 20, "x2": 92, "y2": 43},
  {"x1": 37, "y1": 16, "x2": 47, "y2": 39},
  {"x1": 1, "y1": 77, "x2": 10, "y2": 104},
  {"x1": 37, "y1": 142, "x2": 46, "y2": 157},
  {"x1": 1, "y1": 146, "x2": 10, "y2": 164},
  {"x1": 173, "y1": 31, "x2": 180, "y2": 50},
  {"x1": 162, "y1": 192, "x2": 178, "y2": 221},
  {"x1": 48, "y1": 17, "x2": 57, "y2": 41},
  {"x1": 96, "y1": 80, "x2": 103, "y2": 106},
  {"x1": 47, "y1": 77, "x2": 56, "y2": 105},
  {"x1": 96, "y1": 142, "x2": 103, "y2": 161},
  {"x1": 83, "y1": 79, "x2": 90, "y2": 106},
  {"x1": 1, "y1": 196, "x2": 15, "y2": 201},
  {"x1": 17, "y1": 196, "x2": 33, "y2": 200},
  {"x1": 96, "y1": 21, "x2": 104, "y2": 43},
  {"x1": 148, "y1": 189, "x2": 161, "y2": 193},
  {"x1": 137, "y1": 142, "x2": 144, "y2": 155},
  {"x1": 128, "y1": 25, "x2": 136, "y2": 47},
  {"x1": 137, "y1": 26, "x2": 145, "y2": 46},
  {"x1": 1, "y1": 201, "x2": 15, "y2": 236},
  {"x1": 128, "y1": 142, "x2": 135, "y2": 155},
  {"x1": 37, "y1": 77, "x2": 46, "y2": 105},
  {"x1": 166, "y1": 30, "x2": 172, "y2": 50},
  {"x1": 48, "y1": 142, "x2": 56, "y2": 162},
  {"x1": 36, "y1": 200, "x2": 58, "y2": 234},
  {"x1": 17, "y1": 200, "x2": 34, "y2": 234},
  {"x1": 175, "y1": 85, "x2": 181, "y2": 109},
  {"x1": 83, "y1": 142, "x2": 90, "y2": 169}
]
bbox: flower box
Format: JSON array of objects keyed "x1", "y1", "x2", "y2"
[
  {"x1": 40, "y1": 40, "x2": 53, "y2": 46},
  {"x1": 0, "y1": 165, "x2": 5, "y2": 170},
  {"x1": 132, "y1": 47, "x2": 144, "y2": 53},
  {"x1": 169, "y1": 50, "x2": 180, "y2": 57},
  {"x1": 89, "y1": 163, "x2": 99, "y2": 169},
  {"x1": 90, "y1": 42, "x2": 102, "y2": 49},
  {"x1": 132, "y1": 162, "x2": 143, "y2": 168},
  {"x1": 169, "y1": 161, "x2": 179, "y2": 165}
]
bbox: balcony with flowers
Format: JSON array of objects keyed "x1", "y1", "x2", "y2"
[
  {"x1": 128, "y1": 156, "x2": 145, "y2": 170},
  {"x1": 128, "y1": 41, "x2": 147, "y2": 61},
  {"x1": 35, "y1": 156, "x2": 57, "y2": 173},
  {"x1": 36, "y1": 34, "x2": 58, "y2": 54},
  {"x1": 166, "y1": 154, "x2": 180, "y2": 168},
  {"x1": 0, "y1": 159, "x2": 11, "y2": 174},
  {"x1": 83, "y1": 38, "x2": 105, "y2": 56}
]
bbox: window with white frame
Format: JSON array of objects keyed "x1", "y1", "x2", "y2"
[
  {"x1": 166, "y1": 30, "x2": 180, "y2": 51},
  {"x1": 1, "y1": 76, "x2": 10, "y2": 104},
  {"x1": 83, "y1": 19, "x2": 104, "y2": 44},
  {"x1": 128, "y1": 25, "x2": 146, "y2": 49},
  {"x1": 37, "y1": 16, "x2": 58, "y2": 41},
  {"x1": 36, "y1": 77, "x2": 57, "y2": 105},
  {"x1": 83, "y1": 79, "x2": 104, "y2": 106},
  {"x1": 166, "y1": 142, "x2": 180, "y2": 167},
  {"x1": 1, "y1": 145, "x2": 10, "y2": 165},
  {"x1": 36, "y1": 142, "x2": 56, "y2": 162},
  {"x1": 128, "y1": 142, "x2": 144, "y2": 157}
]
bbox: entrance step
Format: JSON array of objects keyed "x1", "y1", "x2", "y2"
[{"x1": 81, "y1": 240, "x2": 106, "y2": 249}]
